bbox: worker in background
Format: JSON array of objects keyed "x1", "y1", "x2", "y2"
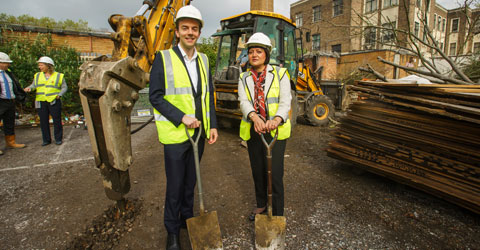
[
  {"x1": 0, "y1": 52, "x2": 27, "y2": 155},
  {"x1": 237, "y1": 32, "x2": 292, "y2": 221},
  {"x1": 148, "y1": 5, "x2": 217, "y2": 250},
  {"x1": 24, "y1": 56, "x2": 67, "y2": 146}
]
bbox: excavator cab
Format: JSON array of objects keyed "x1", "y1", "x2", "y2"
[{"x1": 212, "y1": 11, "x2": 298, "y2": 120}]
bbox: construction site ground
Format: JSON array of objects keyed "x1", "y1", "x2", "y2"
[{"x1": 1, "y1": 121, "x2": 479, "y2": 249}]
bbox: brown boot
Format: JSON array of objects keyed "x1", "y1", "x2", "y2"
[
  {"x1": 0, "y1": 149, "x2": 3, "y2": 155},
  {"x1": 5, "y1": 135, "x2": 26, "y2": 149}
]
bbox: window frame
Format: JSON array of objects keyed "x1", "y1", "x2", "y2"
[
  {"x1": 312, "y1": 34, "x2": 321, "y2": 51},
  {"x1": 333, "y1": 0, "x2": 343, "y2": 17},
  {"x1": 365, "y1": 0, "x2": 378, "y2": 13},
  {"x1": 313, "y1": 5, "x2": 321, "y2": 22},
  {"x1": 449, "y1": 42, "x2": 457, "y2": 56},
  {"x1": 295, "y1": 13, "x2": 303, "y2": 27},
  {"x1": 451, "y1": 18, "x2": 459, "y2": 33}
]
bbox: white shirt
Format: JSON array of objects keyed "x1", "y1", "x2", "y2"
[
  {"x1": 0, "y1": 70, "x2": 15, "y2": 99},
  {"x1": 178, "y1": 45, "x2": 199, "y2": 93}
]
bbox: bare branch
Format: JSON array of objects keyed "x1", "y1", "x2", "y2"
[
  {"x1": 377, "y1": 56, "x2": 473, "y2": 85},
  {"x1": 358, "y1": 64, "x2": 388, "y2": 82}
]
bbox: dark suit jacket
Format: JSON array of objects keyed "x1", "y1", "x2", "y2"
[
  {"x1": 1, "y1": 69, "x2": 26, "y2": 103},
  {"x1": 149, "y1": 46, "x2": 217, "y2": 129}
]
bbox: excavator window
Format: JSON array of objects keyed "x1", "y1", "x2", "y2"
[{"x1": 255, "y1": 17, "x2": 281, "y2": 66}]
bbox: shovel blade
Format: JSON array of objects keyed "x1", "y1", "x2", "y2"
[
  {"x1": 255, "y1": 214, "x2": 286, "y2": 250},
  {"x1": 186, "y1": 211, "x2": 223, "y2": 250}
]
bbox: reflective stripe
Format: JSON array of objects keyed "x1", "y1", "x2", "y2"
[
  {"x1": 36, "y1": 92, "x2": 45, "y2": 95},
  {"x1": 45, "y1": 92, "x2": 60, "y2": 96},
  {"x1": 266, "y1": 97, "x2": 279, "y2": 104},
  {"x1": 45, "y1": 85, "x2": 61, "y2": 89},
  {"x1": 199, "y1": 53, "x2": 209, "y2": 84},
  {"x1": 162, "y1": 51, "x2": 176, "y2": 95},
  {"x1": 154, "y1": 113, "x2": 195, "y2": 122},
  {"x1": 55, "y1": 73, "x2": 61, "y2": 88},
  {"x1": 35, "y1": 84, "x2": 45, "y2": 87}
]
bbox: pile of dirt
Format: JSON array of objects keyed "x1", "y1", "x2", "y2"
[{"x1": 66, "y1": 199, "x2": 143, "y2": 250}]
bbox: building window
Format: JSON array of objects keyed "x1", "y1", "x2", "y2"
[
  {"x1": 433, "y1": 14, "x2": 437, "y2": 29},
  {"x1": 383, "y1": 0, "x2": 398, "y2": 8},
  {"x1": 364, "y1": 27, "x2": 376, "y2": 49},
  {"x1": 451, "y1": 18, "x2": 459, "y2": 32},
  {"x1": 449, "y1": 42, "x2": 457, "y2": 56},
  {"x1": 437, "y1": 16, "x2": 441, "y2": 31},
  {"x1": 313, "y1": 6, "x2": 321, "y2": 22},
  {"x1": 382, "y1": 22, "x2": 396, "y2": 43},
  {"x1": 414, "y1": 21, "x2": 420, "y2": 37},
  {"x1": 296, "y1": 38, "x2": 302, "y2": 51},
  {"x1": 416, "y1": 0, "x2": 421, "y2": 7},
  {"x1": 365, "y1": 0, "x2": 378, "y2": 12},
  {"x1": 440, "y1": 42, "x2": 444, "y2": 51},
  {"x1": 295, "y1": 13, "x2": 303, "y2": 27},
  {"x1": 312, "y1": 34, "x2": 321, "y2": 50},
  {"x1": 332, "y1": 44, "x2": 342, "y2": 53},
  {"x1": 474, "y1": 42, "x2": 480, "y2": 54},
  {"x1": 333, "y1": 0, "x2": 343, "y2": 17},
  {"x1": 442, "y1": 18, "x2": 446, "y2": 31}
]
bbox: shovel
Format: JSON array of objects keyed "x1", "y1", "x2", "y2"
[
  {"x1": 255, "y1": 129, "x2": 286, "y2": 250},
  {"x1": 185, "y1": 124, "x2": 223, "y2": 250}
]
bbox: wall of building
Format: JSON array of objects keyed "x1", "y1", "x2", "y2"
[{"x1": 2, "y1": 25, "x2": 114, "y2": 60}]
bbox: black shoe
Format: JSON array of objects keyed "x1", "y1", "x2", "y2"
[
  {"x1": 166, "y1": 233, "x2": 180, "y2": 250},
  {"x1": 55, "y1": 140, "x2": 62, "y2": 145},
  {"x1": 248, "y1": 207, "x2": 267, "y2": 221},
  {"x1": 42, "y1": 141, "x2": 51, "y2": 146}
]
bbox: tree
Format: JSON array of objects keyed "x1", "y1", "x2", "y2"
[
  {"x1": 196, "y1": 37, "x2": 218, "y2": 75},
  {"x1": 0, "y1": 13, "x2": 92, "y2": 31}
]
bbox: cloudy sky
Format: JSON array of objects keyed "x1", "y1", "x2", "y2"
[{"x1": 1, "y1": 0, "x2": 462, "y2": 38}]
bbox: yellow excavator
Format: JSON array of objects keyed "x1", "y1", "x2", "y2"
[
  {"x1": 78, "y1": 0, "x2": 339, "y2": 207},
  {"x1": 212, "y1": 11, "x2": 337, "y2": 127}
]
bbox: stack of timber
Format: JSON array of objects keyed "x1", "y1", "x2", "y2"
[{"x1": 327, "y1": 80, "x2": 480, "y2": 214}]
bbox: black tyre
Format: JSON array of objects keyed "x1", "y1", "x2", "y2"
[
  {"x1": 289, "y1": 90, "x2": 298, "y2": 128},
  {"x1": 305, "y1": 95, "x2": 335, "y2": 126}
]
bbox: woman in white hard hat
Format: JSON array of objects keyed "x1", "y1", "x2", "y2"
[
  {"x1": 237, "y1": 32, "x2": 292, "y2": 221},
  {"x1": 25, "y1": 56, "x2": 68, "y2": 146}
]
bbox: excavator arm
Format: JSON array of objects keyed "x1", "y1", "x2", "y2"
[{"x1": 78, "y1": 0, "x2": 190, "y2": 208}]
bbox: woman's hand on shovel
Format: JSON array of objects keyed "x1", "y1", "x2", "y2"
[{"x1": 182, "y1": 115, "x2": 200, "y2": 128}]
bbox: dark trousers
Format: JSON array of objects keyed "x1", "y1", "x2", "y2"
[
  {"x1": 163, "y1": 137, "x2": 205, "y2": 235},
  {"x1": 0, "y1": 98, "x2": 15, "y2": 135},
  {"x1": 38, "y1": 100, "x2": 63, "y2": 143},
  {"x1": 246, "y1": 127, "x2": 287, "y2": 216}
]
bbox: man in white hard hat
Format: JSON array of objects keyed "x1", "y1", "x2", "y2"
[
  {"x1": 149, "y1": 5, "x2": 217, "y2": 249},
  {"x1": 0, "y1": 52, "x2": 27, "y2": 155},
  {"x1": 25, "y1": 56, "x2": 68, "y2": 146}
]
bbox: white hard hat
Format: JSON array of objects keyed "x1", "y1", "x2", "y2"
[
  {"x1": 246, "y1": 32, "x2": 272, "y2": 52},
  {"x1": 175, "y1": 5, "x2": 203, "y2": 28},
  {"x1": 37, "y1": 56, "x2": 55, "y2": 66},
  {"x1": 0, "y1": 52, "x2": 13, "y2": 63}
]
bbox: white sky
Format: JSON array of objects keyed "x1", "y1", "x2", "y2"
[{"x1": 0, "y1": 0, "x2": 468, "y2": 38}]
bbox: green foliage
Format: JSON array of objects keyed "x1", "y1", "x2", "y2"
[
  {"x1": 197, "y1": 38, "x2": 218, "y2": 75},
  {"x1": 0, "y1": 13, "x2": 91, "y2": 31},
  {"x1": 0, "y1": 30, "x2": 82, "y2": 114}
]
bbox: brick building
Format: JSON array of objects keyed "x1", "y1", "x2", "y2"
[
  {"x1": 290, "y1": 0, "x2": 454, "y2": 55},
  {"x1": 446, "y1": 7, "x2": 480, "y2": 56},
  {"x1": 2, "y1": 24, "x2": 114, "y2": 61}
]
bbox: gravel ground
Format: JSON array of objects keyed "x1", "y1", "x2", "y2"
[{"x1": 0, "y1": 121, "x2": 479, "y2": 249}]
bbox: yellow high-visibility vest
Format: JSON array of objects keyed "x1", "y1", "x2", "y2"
[
  {"x1": 239, "y1": 66, "x2": 291, "y2": 141},
  {"x1": 153, "y1": 49, "x2": 211, "y2": 144},
  {"x1": 33, "y1": 72, "x2": 64, "y2": 102}
]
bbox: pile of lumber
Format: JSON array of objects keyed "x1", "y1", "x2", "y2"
[{"x1": 327, "y1": 80, "x2": 480, "y2": 214}]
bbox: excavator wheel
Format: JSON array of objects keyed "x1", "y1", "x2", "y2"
[{"x1": 305, "y1": 95, "x2": 335, "y2": 126}]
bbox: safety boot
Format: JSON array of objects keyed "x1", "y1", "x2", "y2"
[{"x1": 5, "y1": 135, "x2": 26, "y2": 149}]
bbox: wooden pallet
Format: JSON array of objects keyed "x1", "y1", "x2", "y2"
[{"x1": 327, "y1": 80, "x2": 480, "y2": 214}]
